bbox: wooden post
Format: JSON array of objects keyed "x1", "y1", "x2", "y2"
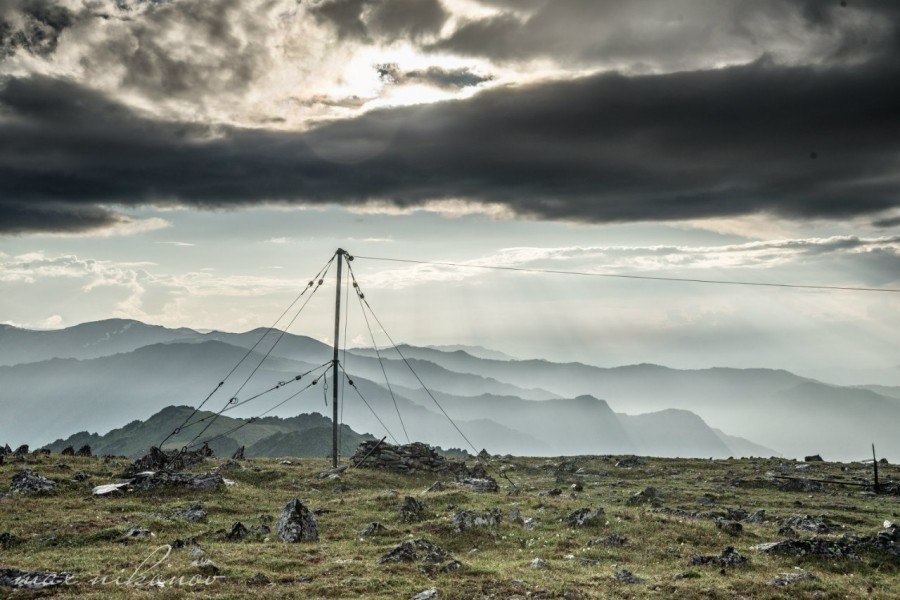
[
  {"x1": 332, "y1": 249, "x2": 344, "y2": 468},
  {"x1": 872, "y1": 443, "x2": 880, "y2": 494}
]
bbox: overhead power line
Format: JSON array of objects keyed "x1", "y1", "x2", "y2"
[
  {"x1": 347, "y1": 261, "x2": 480, "y2": 456},
  {"x1": 353, "y1": 255, "x2": 900, "y2": 294},
  {"x1": 158, "y1": 254, "x2": 336, "y2": 450}
]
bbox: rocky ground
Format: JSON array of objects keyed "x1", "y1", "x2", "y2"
[{"x1": 0, "y1": 447, "x2": 898, "y2": 599}]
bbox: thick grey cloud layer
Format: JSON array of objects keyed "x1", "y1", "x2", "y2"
[
  {"x1": 0, "y1": 0, "x2": 899, "y2": 233},
  {"x1": 1, "y1": 51, "x2": 898, "y2": 233},
  {"x1": 432, "y1": 0, "x2": 898, "y2": 68},
  {"x1": 310, "y1": 0, "x2": 448, "y2": 41},
  {"x1": 0, "y1": 0, "x2": 73, "y2": 58}
]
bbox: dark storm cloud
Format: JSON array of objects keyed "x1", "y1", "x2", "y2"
[
  {"x1": 430, "y1": 0, "x2": 897, "y2": 67},
  {"x1": 0, "y1": 202, "x2": 125, "y2": 234},
  {"x1": 376, "y1": 63, "x2": 491, "y2": 89},
  {"x1": 1, "y1": 53, "x2": 899, "y2": 233},
  {"x1": 310, "y1": 0, "x2": 448, "y2": 41}
]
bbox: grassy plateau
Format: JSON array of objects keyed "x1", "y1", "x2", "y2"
[{"x1": 0, "y1": 452, "x2": 898, "y2": 599}]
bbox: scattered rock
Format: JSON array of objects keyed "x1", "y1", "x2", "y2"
[
  {"x1": 130, "y1": 471, "x2": 225, "y2": 492},
  {"x1": 715, "y1": 518, "x2": 743, "y2": 535},
  {"x1": 226, "y1": 521, "x2": 249, "y2": 541},
  {"x1": 565, "y1": 507, "x2": 606, "y2": 527},
  {"x1": 232, "y1": 446, "x2": 245, "y2": 460},
  {"x1": 778, "y1": 478, "x2": 824, "y2": 493},
  {"x1": 124, "y1": 444, "x2": 213, "y2": 477},
  {"x1": 753, "y1": 539, "x2": 857, "y2": 559},
  {"x1": 358, "y1": 522, "x2": 389, "y2": 539},
  {"x1": 613, "y1": 569, "x2": 642, "y2": 583},
  {"x1": 508, "y1": 507, "x2": 523, "y2": 523},
  {"x1": 626, "y1": 487, "x2": 661, "y2": 507},
  {"x1": 170, "y1": 536, "x2": 199, "y2": 550},
  {"x1": 588, "y1": 533, "x2": 627, "y2": 547},
  {"x1": 9, "y1": 469, "x2": 56, "y2": 495},
  {"x1": 75, "y1": 445, "x2": 92, "y2": 457},
  {"x1": 92, "y1": 482, "x2": 129, "y2": 496},
  {"x1": 782, "y1": 514, "x2": 833, "y2": 534},
  {"x1": 172, "y1": 504, "x2": 208, "y2": 523},
  {"x1": 696, "y1": 494, "x2": 716, "y2": 507},
  {"x1": 523, "y1": 517, "x2": 539, "y2": 530},
  {"x1": 615, "y1": 456, "x2": 644, "y2": 468},
  {"x1": 570, "y1": 482, "x2": 584, "y2": 492},
  {"x1": 412, "y1": 588, "x2": 439, "y2": 600},
  {"x1": 0, "y1": 569, "x2": 71, "y2": 589},
  {"x1": 689, "y1": 546, "x2": 748, "y2": 568},
  {"x1": 13, "y1": 445, "x2": 29, "y2": 456},
  {"x1": 398, "y1": 496, "x2": 427, "y2": 523},
  {"x1": 539, "y1": 488, "x2": 562, "y2": 497},
  {"x1": 451, "y1": 508, "x2": 503, "y2": 531},
  {"x1": 424, "y1": 481, "x2": 446, "y2": 493},
  {"x1": 530, "y1": 558, "x2": 549, "y2": 569},
  {"x1": 378, "y1": 538, "x2": 460, "y2": 573},
  {"x1": 470, "y1": 463, "x2": 490, "y2": 479},
  {"x1": 745, "y1": 509, "x2": 767, "y2": 524},
  {"x1": 768, "y1": 570, "x2": 819, "y2": 587},
  {"x1": 217, "y1": 460, "x2": 242, "y2": 472},
  {"x1": 32, "y1": 448, "x2": 50, "y2": 456},
  {"x1": 455, "y1": 477, "x2": 499, "y2": 493},
  {"x1": 352, "y1": 441, "x2": 468, "y2": 476},
  {"x1": 804, "y1": 455, "x2": 824, "y2": 462},
  {"x1": 120, "y1": 526, "x2": 154, "y2": 542},
  {"x1": 247, "y1": 572, "x2": 271, "y2": 586},
  {"x1": 0, "y1": 532, "x2": 22, "y2": 549},
  {"x1": 192, "y1": 557, "x2": 220, "y2": 576},
  {"x1": 276, "y1": 499, "x2": 318, "y2": 542}
]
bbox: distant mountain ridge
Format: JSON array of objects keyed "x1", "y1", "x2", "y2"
[
  {"x1": 41, "y1": 405, "x2": 375, "y2": 459},
  {"x1": 2, "y1": 318, "x2": 895, "y2": 460}
]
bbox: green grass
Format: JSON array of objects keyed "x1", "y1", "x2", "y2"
[{"x1": 1, "y1": 454, "x2": 897, "y2": 598}]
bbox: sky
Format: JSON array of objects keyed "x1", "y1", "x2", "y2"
[{"x1": 1, "y1": 0, "x2": 899, "y2": 385}]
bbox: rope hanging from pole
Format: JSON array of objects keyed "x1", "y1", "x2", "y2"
[
  {"x1": 346, "y1": 262, "x2": 480, "y2": 456},
  {"x1": 158, "y1": 254, "x2": 335, "y2": 450}
]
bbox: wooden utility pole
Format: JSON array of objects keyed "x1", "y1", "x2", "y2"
[{"x1": 332, "y1": 249, "x2": 344, "y2": 468}]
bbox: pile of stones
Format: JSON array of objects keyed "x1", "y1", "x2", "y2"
[
  {"x1": 8, "y1": 470, "x2": 56, "y2": 495},
  {"x1": 123, "y1": 444, "x2": 214, "y2": 476},
  {"x1": 351, "y1": 441, "x2": 469, "y2": 476},
  {"x1": 689, "y1": 546, "x2": 749, "y2": 568}
]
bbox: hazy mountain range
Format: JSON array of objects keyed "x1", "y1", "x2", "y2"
[
  {"x1": 1, "y1": 319, "x2": 897, "y2": 460},
  {"x1": 41, "y1": 405, "x2": 375, "y2": 460}
]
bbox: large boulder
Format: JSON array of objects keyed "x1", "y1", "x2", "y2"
[
  {"x1": 277, "y1": 499, "x2": 318, "y2": 542},
  {"x1": 451, "y1": 508, "x2": 503, "y2": 531},
  {"x1": 398, "y1": 496, "x2": 428, "y2": 523},
  {"x1": 565, "y1": 507, "x2": 606, "y2": 527},
  {"x1": 9, "y1": 470, "x2": 56, "y2": 495}
]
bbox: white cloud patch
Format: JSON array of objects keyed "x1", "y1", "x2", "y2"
[{"x1": 354, "y1": 236, "x2": 900, "y2": 289}]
